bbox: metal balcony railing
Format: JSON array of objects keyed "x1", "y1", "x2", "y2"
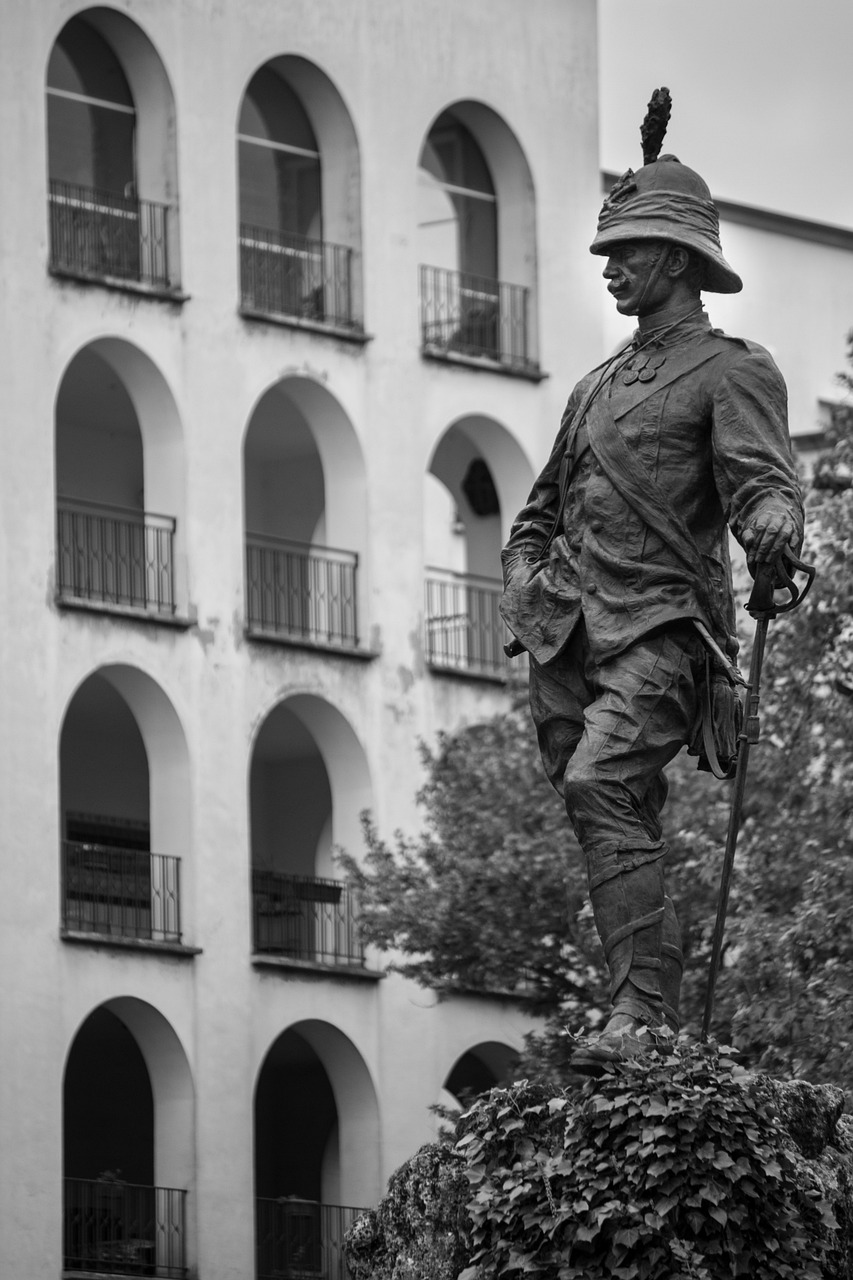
[
  {"x1": 64, "y1": 1176, "x2": 187, "y2": 1278},
  {"x1": 255, "y1": 1198, "x2": 364, "y2": 1280},
  {"x1": 61, "y1": 842, "x2": 182, "y2": 944},
  {"x1": 49, "y1": 179, "x2": 176, "y2": 291},
  {"x1": 425, "y1": 568, "x2": 510, "y2": 677},
  {"x1": 57, "y1": 499, "x2": 176, "y2": 616},
  {"x1": 252, "y1": 870, "x2": 364, "y2": 967},
  {"x1": 419, "y1": 264, "x2": 535, "y2": 372},
  {"x1": 240, "y1": 224, "x2": 361, "y2": 331},
  {"x1": 246, "y1": 534, "x2": 358, "y2": 649}
]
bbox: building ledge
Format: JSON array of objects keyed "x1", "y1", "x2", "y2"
[
  {"x1": 49, "y1": 266, "x2": 187, "y2": 304},
  {"x1": 426, "y1": 660, "x2": 521, "y2": 687},
  {"x1": 61, "y1": 929, "x2": 201, "y2": 957},
  {"x1": 56, "y1": 595, "x2": 196, "y2": 630},
  {"x1": 252, "y1": 954, "x2": 384, "y2": 981},
  {"x1": 244, "y1": 627, "x2": 379, "y2": 661},
  {"x1": 239, "y1": 306, "x2": 372, "y2": 344},
  {"x1": 421, "y1": 346, "x2": 547, "y2": 382}
]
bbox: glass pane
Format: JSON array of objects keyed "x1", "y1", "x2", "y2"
[
  {"x1": 48, "y1": 18, "x2": 134, "y2": 106},
  {"x1": 239, "y1": 66, "x2": 318, "y2": 152},
  {"x1": 48, "y1": 95, "x2": 135, "y2": 195},
  {"x1": 239, "y1": 140, "x2": 321, "y2": 239},
  {"x1": 422, "y1": 112, "x2": 494, "y2": 196}
]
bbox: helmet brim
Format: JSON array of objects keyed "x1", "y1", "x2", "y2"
[{"x1": 589, "y1": 223, "x2": 742, "y2": 294}]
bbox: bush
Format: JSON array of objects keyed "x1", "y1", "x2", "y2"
[{"x1": 455, "y1": 1041, "x2": 842, "y2": 1280}]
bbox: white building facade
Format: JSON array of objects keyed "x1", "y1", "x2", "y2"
[{"x1": 0, "y1": 2, "x2": 604, "y2": 1278}]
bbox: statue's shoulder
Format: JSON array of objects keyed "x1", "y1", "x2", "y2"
[{"x1": 708, "y1": 327, "x2": 778, "y2": 366}]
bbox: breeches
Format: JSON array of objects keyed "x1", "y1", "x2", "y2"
[
  {"x1": 529, "y1": 620, "x2": 702, "y2": 1023},
  {"x1": 529, "y1": 620, "x2": 702, "y2": 856}
]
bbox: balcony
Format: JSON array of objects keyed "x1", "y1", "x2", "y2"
[
  {"x1": 419, "y1": 265, "x2": 537, "y2": 375},
  {"x1": 252, "y1": 870, "x2": 364, "y2": 968},
  {"x1": 56, "y1": 499, "x2": 176, "y2": 618},
  {"x1": 256, "y1": 1198, "x2": 364, "y2": 1280},
  {"x1": 61, "y1": 842, "x2": 182, "y2": 944},
  {"x1": 239, "y1": 224, "x2": 363, "y2": 335},
  {"x1": 49, "y1": 179, "x2": 177, "y2": 293},
  {"x1": 425, "y1": 568, "x2": 510, "y2": 679},
  {"x1": 64, "y1": 1176, "x2": 186, "y2": 1278},
  {"x1": 246, "y1": 535, "x2": 358, "y2": 651}
]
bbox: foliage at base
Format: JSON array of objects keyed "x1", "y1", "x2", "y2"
[
  {"x1": 455, "y1": 1041, "x2": 848, "y2": 1279},
  {"x1": 345, "y1": 1043, "x2": 851, "y2": 1280}
]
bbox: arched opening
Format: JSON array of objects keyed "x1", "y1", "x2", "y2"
[
  {"x1": 46, "y1": 10, "x2": 180, "y2": 290},
  {"x1": 249, "y1": 696, "x2": 372, "y2": 968},
  {"x1": 444, "y1": 1041, "x2": 520, "y2": 1103},
  {"x1": 243, "y1": 376, "x2": 367, "y2": 650},
  {"x1": 63, "y1": 1000, "x2": 194, "y2": 1276},
  {"x1": 54, "y1": 338, "x2": 187, "y2": 617},
  {"x1": 59, "y1": 666, "x2": 191, "y2": 944},
  {"x1": 254, "y1": 1021, "x2": 379, "y2": 1279},
  {"x1": 417, "y1": 101, "x2": 538, "y2": 372},
  {"x1": 424, "y1": 415, "x2": 534, "y2": 676},
  {"x1": 237, "y1": 56, "x2": 362, "y2": 331}
]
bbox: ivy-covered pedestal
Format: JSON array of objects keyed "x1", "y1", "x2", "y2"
[{"x1": 345, "y1": 1043, "x2": 853, "y2": 1280}]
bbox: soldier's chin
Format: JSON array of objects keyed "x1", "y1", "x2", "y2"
[{"x1": 612, "y1": 294, "x2": 640, "y2": 316}]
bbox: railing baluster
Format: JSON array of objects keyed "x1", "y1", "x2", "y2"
[
  {"x1": 48, "y1": 178, "x2": 175, "y2": 291},
  {"x1": 245, "y1": 535, "x2": 358, "y2": 649},
  {"x1": 255, "y1": 1198, "x2": 365, "y2": 1280},
  {"x1": 62, "y1": 842, "x2": 182, "y2": 944},
  {"x1": 424, "y1": 568, "x2": 513, "y2": 678},
  {"x1": 418, "y1": 262, "x2": 534, "y2": 372},
  {"x1": 56, "y1": 499, "x2": 176, "y2": 617},
  {"x1": 239, "y1": 222, "x2": 362, "y2": 332},
  {"x1": 251, "y1": 869, "x2": 364, "y2": 967},
  {"x1": 64, "y1": 1177, "x2": 186, "y2": 1278}
]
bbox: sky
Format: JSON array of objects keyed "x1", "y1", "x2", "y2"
[{"x1": 598, "y1": 0, "x2": 852, "y2": 228}]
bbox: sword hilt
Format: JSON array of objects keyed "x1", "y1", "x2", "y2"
[{"x1": 746, "y1": 551, "x2": 816, "y2": 619}]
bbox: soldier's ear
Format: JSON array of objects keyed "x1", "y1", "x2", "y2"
[{"x1": 667, "y1": 245, "x2": 691, "y2": 278}]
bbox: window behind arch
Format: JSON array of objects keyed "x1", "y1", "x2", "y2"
[
  {"x1": 238, "y1": 68, "x2": 321, "y2": 241},
  {"x1": 418, "y1": 111, "x2": 497, "y2": 281},
  {"x1": 47, "y1": 18, "x2": 136, "y2": 197}
]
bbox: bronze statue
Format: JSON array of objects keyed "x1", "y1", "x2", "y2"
[{"x1": 500, "y1": 90, "x2": 804, "y2": 1074}]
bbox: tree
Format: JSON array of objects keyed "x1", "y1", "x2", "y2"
[{"x1": 338, "y1": 709, "x2": 608, "y2": 1026}]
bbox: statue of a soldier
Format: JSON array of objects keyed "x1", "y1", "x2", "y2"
[{"x1": 500, "y1": 91, "x2": 804, "y2": 1074}]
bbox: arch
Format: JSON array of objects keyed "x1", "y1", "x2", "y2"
[
  {"x1": 54, "y1": 337, "x2": 188, "y2": 612},
  {"x1": 63, "y1": 998, "x2": 195, "y2": 1271},
  {"x1": 46, "y1": 9, "x2": 181, "y2": 284},
  {"x1": 427, "y1": 414, "x2": 536, "y2": 572},
  {"x1": 444, "y1": 1040, "x2": 520, "y2": 1102},
  {"x1": 418, "y1": 100, "x2": 538, "y2": 364},
  {"x1": 59, "y1": 664, "x2": 192, "y2": 940},
  {"x1": 236, "y1": 55, "x2": 362, "y2": 325},
  {"x1": 248, "y1": 694, "x2": 372, "y2": 963},
  {"x1": 254, "y1": 1019, "x2": 380, "y2": 1210},
  {"x1": 249, "y1": 693, "x2": 372, "y2": 878},
  {"x1": 242, "y1": 375, "x2": 367, "y2": 646},
  {"x1": 424, "y1": 416, "x2": 534, "y2": 674}
]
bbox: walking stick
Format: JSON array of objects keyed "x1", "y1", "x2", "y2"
[{"x1": 701, "y1": 552, "x2": 816, "y2": 1041}]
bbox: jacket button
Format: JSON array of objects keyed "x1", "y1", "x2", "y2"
[
  {"x1": 586, "y1": 583, "x2": 598, "y2": 594},
  {"x1": 569, "y1": 539, "x2": 582, "y2": 553},
  {"x1": 589, "y1": 521, "x2": 603, "y2": 533}
]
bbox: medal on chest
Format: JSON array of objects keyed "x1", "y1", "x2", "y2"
[{"x1": 621, "y1": 352, "x2": 667, "y2": 385}]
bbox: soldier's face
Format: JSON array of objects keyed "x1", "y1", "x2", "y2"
[{"x1": 602, "y1": 240, "x2": 673, "y2": 316}]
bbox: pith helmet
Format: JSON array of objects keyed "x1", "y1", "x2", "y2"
[{"x1": 589, "y1": 88, "x2": 743, "y2": 295}]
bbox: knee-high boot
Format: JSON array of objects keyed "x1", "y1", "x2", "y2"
[{"x1": 587, "y1": 843, "x2": 668, "y2": 1027}]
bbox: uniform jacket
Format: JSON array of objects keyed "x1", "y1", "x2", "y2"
[{"x1": 500, "y1": 309, "x2": 804, "y2": 666}]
